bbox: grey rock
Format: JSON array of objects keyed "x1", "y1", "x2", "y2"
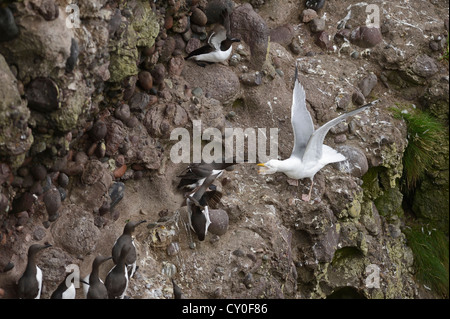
[
  {"x1": 43, "y1": 188, "x2": 62, "y2": 221},
  {"x1": 412, "y1": 54, "x2": 439, "y2": 78},
  {"x1": 332, "y1": 145, "x2": 369, "y2": 178},
  {"x1": 350, "y1": 26, "x2": 382, "y2": 48},
  {"x1": 301, "y1": 9, "x2": 318, "y2": 23},
  {"x1": 205, "y1": 0, "x2": 234, "y2": 24},
  {"x1": 230, "y1": 3, "x2": 269, "y2": 69},
  {"x1": 0, "y1": 7, "x2": 19, "y2": 42},
  {"x1": 269, "y1": 24, "x2": 294, "y2": 46},
  {"x1": 310, "y1": 18, "x2": 326, "y2": 33},
  {"x1": 208, "y1": 209, "x2": 229, "y2": 236},
  {"x1": 352, "y1": 90, "x2": 365, "y2": 106},
  {"x1": 358, "y1": 73, "x2": 378, "y2": 97},
  {"x1": 25, "y1": 77, "x2": 60, "y2": 113}
]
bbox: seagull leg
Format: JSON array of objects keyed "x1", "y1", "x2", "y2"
[{"x1": 301, "y1": 179, "x2": 314, "y2": 202}]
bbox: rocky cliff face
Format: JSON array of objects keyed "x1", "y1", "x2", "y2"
[{"x1": 0, "y1": 0, "x2": 448, "y2": 299}]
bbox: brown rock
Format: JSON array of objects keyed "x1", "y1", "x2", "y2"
[
  {"x1": 168, "y1": 56, "x2": 185, "y2": 76},
  {"x1": 350, "y1": 26, "x2": 382, "y2": 48},
  {"x1": 191, "y1": 7, "x2": 208, "y2": 26},
  {"x1": 301, "y1": 8, "x2": 318, "y2": 23},
  {"x1": 138, "y1": 71, "x2": 153, "y2": 91}
]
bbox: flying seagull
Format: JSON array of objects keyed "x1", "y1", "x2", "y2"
[{"x1": 257, "y1": 64, "x2": 379, "y2": 201}]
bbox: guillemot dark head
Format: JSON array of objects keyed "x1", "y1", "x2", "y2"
[{"x1": 17, "y1": 243, "x2": 52, "y2": 299}]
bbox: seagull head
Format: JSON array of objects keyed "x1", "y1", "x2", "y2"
[{"x1": 257, "y1": 160, "x2": 280, "y2": 175}]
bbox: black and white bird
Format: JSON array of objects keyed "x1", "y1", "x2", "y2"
[
  {"x1": 257, "y1": 64, "x2": 379, "y2": 201},
  {"x1": 111, "y1": 220, "x2": 146, "y2": 279},
  {"x1": 105, "y1": 245, "x2": 130, "y2": 299},
  {"x1": 17, "y1": 243, "x2": 52, "y2": 299},
  {"x1": 50, "y1": 271, "x2": 76, "y2": 299},
  {"x1": 82, "y1": 256, "x2": 112, "y2": 299},
  {"x1": 185, "y1": 23, "x2": 240, "y2": 66},
  {"x1": 186, "y1": 171, "x2": 222, "y2": 241},
  {"x1": 177, "y1": 158, "x2": 239, "y2": 191}
]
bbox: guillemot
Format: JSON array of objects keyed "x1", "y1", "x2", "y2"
[
  {"x1": 105, "y1": 245, "x2": 130, "y2": 299},
  {"x1": 186, "y1": 171, "x2": 222, "y2": 241},
  {"x1": 17, "y1": 243, "x2": 52, "y2": 299},
  {"x1": 82, "y1": 256, "x2": 112, "y2": 299},
  {"x1": 111, "y1": 220, "x2": 146, "y2": 279},
  {"x1": 50, "y1": 271, "x2": 76, "y2": 299},
  {"x1": 185, "y1": 24, "x2": 240, "y2": 66}
]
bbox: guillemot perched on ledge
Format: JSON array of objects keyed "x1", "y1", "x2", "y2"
[
  {"x1": 17, "y1": 243, "x2": 52, "y2": 299},
  {"x1": 185, "y1": 24, "x2": 240, "y2": 66}
]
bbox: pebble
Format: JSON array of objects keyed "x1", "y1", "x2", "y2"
[
  {"x1": 243, "y1": 273, "x2": 253, "y2": 288},
  {"x1": 114, "y1": 103, "x2": 131, "y2": 122},
  {"x1": 43, "y1": 188, "x2": 62, "y2": 221},
  {"x1": 352, "y1": 90, "x2": 365, "y2": 106},
  {"x1": 138, "y1": 71, "x2": 153, "y2": 90},
  {"x1": 26, "y1": 77, "x2": 60, "y2": 112},
  {"x1": 191, "y1": 7, "x2": 208, "y2": 26},
  {"x1": 350, "y1": 51, "x2": 359, "y2": 59},
  {"x1": 172, "y1": 16, "x2": 189, "y2": 33},
  {"x1": 0, "y1": 7, "x2": 19, "y2": 42},
  {"x1": 412, "y1": 54, "x2": 439, "y2": 78},
  {"x1": 315, "y1": 31, "x2": 333, "y2": 50},
  {"x1": 164, "y1": 15, "x2": 174, "y2": 30},
  {"x1": 113, "y1": 164, "x2": 127, "y2": 178},
  {"x1": 350, "y1": 26, "x2": 382, "y2": 48},
  {"x1": 358, "y1": 73, "x2": 378, "y2": 97},
  {"x1": 108, "y1": 182, "x2": 125, "y2": 209},
  {"x1": 89, "y1": 120, "x2": 107, "y2": 142},
  {"x1": 310, "y1": 18, "x2": 325, "y2": 33},
  {"x1": 185, "y1": 37, "x2": 201, "y2": 54},
  {"x1": 31, "y1": 164, "x2": 47, "y2": 181},
  {"x1": 167, "y1": 242, "x2": 180, "y2": 256},
  {"x1": 150, "y1": 63, "x2": 166, "y2": 86},
  {"x1": 302, "y1": 9, "x2": 318, "y2": 23},
  {"x1": 192, "y1": 87, "x2": 203, "y2": 97},
  {"x1": 208, "y1": 209, "x2": 229, "y2": 236},
  {"x1": 191, "y1": 24, "x2": 206, "y2": 34}
]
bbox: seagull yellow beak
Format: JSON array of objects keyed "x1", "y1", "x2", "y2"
[{"x1": 257, "y1": 163, "x2": 267, "y2": 174}]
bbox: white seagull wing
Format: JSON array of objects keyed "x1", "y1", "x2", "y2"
[
  {"x1": 302, "y1": 100, "x2": 378, "y2": 164},
  {"x1": 291, "y1": 66, "x2": 314, "y2": 159}
]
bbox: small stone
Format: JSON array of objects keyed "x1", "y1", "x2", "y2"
[
  {"x1": 310, "y1": 18, "x2": 326, "y2": 33},
  {"x1": 243, "y1": 272, "x2": 253, "y2": 288},
  {"x1": 358, "y1": 73, "x2": 378, "y2": 97},
  {"x1": 352, "y1": 91, "x2": 365, "y2": 106},
  {"x1": 109, "y1": 182, "x2": 125, "y2": 209},
  {"x1": 350, "y1": 51, "x2": 359, "y2": 59},
  {"x1": 137, "y1": 71, "x2": 152, "y2": 91},
  {"x1": 0, "y1": 7, "x2": 19, "y2": 42},
  {"x1": 33, "y1": 227, "x2": 46, "y2": 241},
  {"x1": 114, "y1": 104, "x2": 131, "y2": 122},
  {"x1": 185, "y1": 37, "x2": 202, "y2": 54},
  {"x1": 192, "y1": 87, "x2": 203, "y2": 97},
  {"x1": 89, "y1": 120, "x2": 107, "y2": 142},
  {"x1": 208, "y1": 209, "x2": 229, "y2": 236},
  {"x1": 167, "y1": 242, "x2": 180, "y2": 256},
  {"x1": 269, "y1": 24, "x2": 294, "y2": 46},
  {"x1": 129, "y1": 92, "x2": 151, "y2": 111},
  {"x1": 350, "y1": 26, "x2": 382, "y2": 48},
  {"x1": 43, "y1": 188, "x2": 62, "y2": 220},
  {"x1": 31, "y1": 164, "x2": 47, "y2": 181},
  {"x1": 315, "y1": 31, "x2": 333, "y2": 50},
  {"x1": 168, "y1": 56, "x2": 185, "y2": 76},
  {"x1": 191, "y1": 24, "x2": 206, "y2": 35},
  {"x1": 412, "y1": 55, "x2": 439, "y2": 78},
  {"x1": 150, "y1": 64, "x2": 166, "y2": 86},
  {"x1": 189, "y1": 242, "x2": 196, "y2": 249},
  {"x1": 301, "y1": 9, "x2": 318, "y2": 23},
  {"x1": 240, "y1": 72, "x2": 262, "y2": 86},
  {"x1": 332, "y1": 145, "x2": 369, "y2": 178},
  {"x1": 191, "y1": 7, "x2": 208, "y2": 26},
  {"x1": 233, "y1": 249, "x2": 245, "y2": 257},
  {"x1": 172, "y1": 16, "x2": 189, "y2": 33},
  {"x1": 334, "y1": 134, "x2": 347, "y2": 143},
  {"x1": 164, "y1": 15, "x2": 173, "y2": 30},
  {"x1": 25, "y1": 77, "x2": 60, "y2": 112},
  {"x1": 160, "y1": 37, "x2": 176, "y2": 63},
  {"x1": 113, "y1": 165, "x2": 127, "y2": 179}
]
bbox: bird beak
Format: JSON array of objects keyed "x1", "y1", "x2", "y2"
[
  {"x1": 257, "y1": 163, "x2": 267, "y2": 175},
  {"x1": 257, "y1": 163, "x2": 266, "y2": 167}
]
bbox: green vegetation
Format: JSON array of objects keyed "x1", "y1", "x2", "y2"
[
  {"x1": 404, "y1": 225, "x2": 449, "y2": 298},
  {"x1": 440, "y1": 36, "x2": 449, "y2": 62},
  {"x1": 391, "y1": 105, "x2": 446, "y2": 192}
]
